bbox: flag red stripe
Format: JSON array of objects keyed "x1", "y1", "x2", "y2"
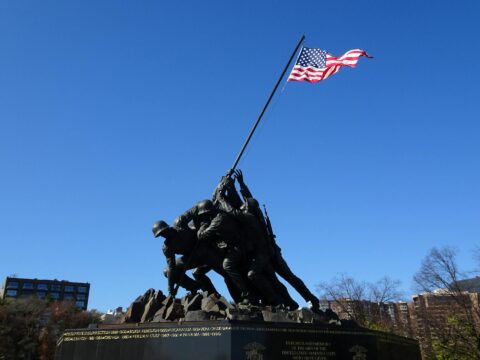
[
  {"x1": 288, "y1": 47, "x2": 371, "y2": 83},
  {"x1": 289, "y1": 66, "x2": 328, "y2": 75}
]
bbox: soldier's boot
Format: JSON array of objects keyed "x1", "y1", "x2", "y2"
[
  {"x1": 309, "y1": 297, "x2": 322, "y2": 314},
  {"x1": 284, "y1": 297, "x2": 300, "y2": 310},
  {"x1": 224, "y1": 277, "x2": 243, "y2": 303},
  {"x1": 168, "y1": 267, "x2": 201, "y2": 294},
  {"x1": 269, "y1": 273, "x2": 299, "y2": 309},
  {"x1": 276, "y1": 286, "x2": 299, "y2": 310},
  {"x1": 223, "y1": 256, "x2": 252, "y2": 304},
  {"x1": 247, "y1": 270, "x2": 283, "y2": 306},
  {"x1": 192, "y1": 268, "x2": 219, "y2": 295},
  {"x1": 177, "y1": 276, "x2": 200, "y2": 294},
  {"x1": 325, "y1": 308, "x2": 340, "y2": 321}
]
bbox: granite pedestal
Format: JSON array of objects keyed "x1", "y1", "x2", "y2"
[{"x1": 55, "y1": 320, "x2": 421, "y2": 360}]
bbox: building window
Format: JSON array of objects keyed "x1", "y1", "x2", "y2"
[
  {"x1": 7, "y1": 282, "x2": 19, "y2": 289},
  {"x1": 77, "y1": 286, "x2": 87, "y2": 293},
  {"x1": 75, "y1": 301, "x2": 85, "y2": 308},
  {"x1": 64, "y1": 285, "x2": 75, "y2": 293},
  {"x1": 77, "y1": 294, "x2": 86, "y2": 300},
  {"x1": 6, "y1": 290, "x2": 17, "y2": 297},
  {"x1": 49, "y1": 292, "x2": 60, "y2": 299},
  {"x1": 23, "y1": 283, "x2": 34, "y2": 290},
  {"x1": 37, "y1": 292, "x2": 47, "y2": 299},
  {"x1": 64, "y1": 294, "x2": 74, "y2": 300},
  {"x1": 51, "y1": 284, "x2": 61, "y2": 291},
  {"x1": 37, "y1": 283, "x2": 48, "y2": 291}
]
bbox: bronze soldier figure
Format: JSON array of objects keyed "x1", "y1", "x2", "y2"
[
  {"x1": 152, "y1": 219, "x2": 237, "y2": 299},
  {"x1": 157, "y1": 170, "x2": 326, "y2": 312},
  {"x1": 152, "y1": 220, "x2": 202, "y2": 296},
  {"x1": 195, "y1": 201, "x2": 255, "y2": 304},
  {"x1": 232, "y1": 170, "x2": 321, "y2": 311},
  {"x1": 214, "y1": 175, "x2": 298, "y2": 308}
]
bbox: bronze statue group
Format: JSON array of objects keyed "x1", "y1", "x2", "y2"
[{"x1": 152, "y1": 170, "x2": 337, "y2": 319}]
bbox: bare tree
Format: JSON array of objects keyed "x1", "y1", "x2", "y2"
[
  {"x1": 413, "y1": 247, "x2": 465, "y2": 294},
  {"x1": 317, "y1": 274, "x2": 365, "y2": 321},
  {"x1": 413, "y1": 247, "x2": 480, "y2": 360},
  {"x1": 317, "y1": 274, "x2": 403, "y2": 330},
  {"x1": 369, "y1": 277, "x2": 403, "y2": 304}
]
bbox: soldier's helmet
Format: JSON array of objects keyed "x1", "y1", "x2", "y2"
[
  {"x1": 242, "y1": 198, "x2": 260, "y2": 212},
  {"x1": 152, "y1": 220, "x2": 170, "y2": 238},
  {"x1": 197, "y1": 199, "x2": 215, "y2": 216},
  {"x1": 246, "y1": 198, "x2": 259, "y2": 209}
]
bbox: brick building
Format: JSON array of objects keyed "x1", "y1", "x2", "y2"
[
  {"x1": 410, "y1": 290, "x2": 480, "y2": 357},
  {"x1": 0, "y1": 276, "x2": 90, "y2": 310}
]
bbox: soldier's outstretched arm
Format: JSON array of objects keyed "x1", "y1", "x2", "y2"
[
  {"x1": 212, "y1": 177, "x2": 228, "y2": 204},
  {"x1": 173, "y1": 205, "x2": 197, "y2": 229},
  {"x1": 234, "y1": 169, "x2": 253, "y2": 200}
]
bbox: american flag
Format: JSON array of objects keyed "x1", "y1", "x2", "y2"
[{"x1": 287, "y1": 47, "x2": 372, "y2": 83}]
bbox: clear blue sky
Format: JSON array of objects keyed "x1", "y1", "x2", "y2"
[{"x1": 1, "y1": 0, "x2": 479, "y2": 311}]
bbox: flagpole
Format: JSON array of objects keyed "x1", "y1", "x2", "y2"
[{"x1": 228, "y1": 35, "x2": 305, "y2": 174}]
